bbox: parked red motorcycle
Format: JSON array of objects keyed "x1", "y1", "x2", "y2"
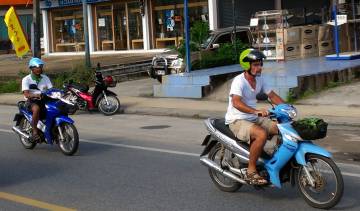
[{"x1": 63, "y1": 71, "x2": 120, "y2": 116}]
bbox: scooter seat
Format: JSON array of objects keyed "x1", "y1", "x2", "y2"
[
  {"x1": 212, "y1": 118, "x2": 271, "y2": 159},
  {"x1": 69, "y1": 83, "x2": 89, "y2": 93},
  {"x1": 213, "y1": 118, "x2": 249, "y2": 149}
]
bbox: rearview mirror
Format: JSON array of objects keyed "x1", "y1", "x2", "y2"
[
  {"x1": 256, "y1": 93, "x2": 268, "y2": 101},
  {"x1": 212, "y1": 43, "x2": 220, "y2": 49}
]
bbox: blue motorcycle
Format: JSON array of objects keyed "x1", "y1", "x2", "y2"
[
  {"x1": 12, "y1": 88, "x2": 79, "y2": 156},
  {"x1": 200, "y1": 94, "x2": 343, "y2": 209}
]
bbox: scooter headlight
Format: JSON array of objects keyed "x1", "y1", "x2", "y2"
[
  {"x1": 49, "y1": 91, "x2": 62, "y2": 99},
  {"x1": 281, "y1": 106, "x2": 297, "y2": 119}
]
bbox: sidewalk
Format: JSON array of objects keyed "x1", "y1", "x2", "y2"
[{"x1": 1, "y1": 92, "x2": 360, "y2": 127}]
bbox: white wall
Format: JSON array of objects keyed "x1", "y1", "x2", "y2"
[
  {"x1": 41, "y1": 10, "x2": 50, "y2": 54},
  {"x1": 142, "y1": 0, "x2": 151, "y2": 50},
  {"x1": 208, "y1": 0, "x2": 218, "y2": 30}
]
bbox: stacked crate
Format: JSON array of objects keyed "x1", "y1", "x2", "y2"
[
  {"x1": 299, "y1": 25, "x2": 319, "y2": 58},
  {"x1": 318, "y1": 25, "x2": 334, "y2": 56},
  {"x1": 276, "y1": 27, "x2": 301, "y2": 60}
]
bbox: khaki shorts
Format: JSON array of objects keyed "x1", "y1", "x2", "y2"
[{"x1": 229, "y1": 118, "x2": 275, "y2": 144}]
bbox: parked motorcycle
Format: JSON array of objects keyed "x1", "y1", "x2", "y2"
[
  {"x1": 63, "y1": 71, "x2": 120, "y2": 116},
  {"x1": 12, "y1": 88, "x2": 79, "y2": 156},
  {"x1": 200, "y1": 93, "x2": 343, "y2": 209}
]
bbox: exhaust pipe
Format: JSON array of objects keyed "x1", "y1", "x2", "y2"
[
  {"x1": 200, "y1": 157, "x2": 247, "y2": 185},
  {"x1": 12, "y1": 126, "x2": 30, "y2": 139}
]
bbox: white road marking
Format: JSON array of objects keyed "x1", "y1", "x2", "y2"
[{"x1": 2, "y1": 128, "x2": 360, "y2": 178}]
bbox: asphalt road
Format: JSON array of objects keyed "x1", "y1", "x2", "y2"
[{"x1": 0, "y1": 105, "x2": 360, "y2": 211}]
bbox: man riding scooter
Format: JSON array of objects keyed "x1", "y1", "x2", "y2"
[
  {"x1": 225, "y1": 48, "x2": 285, "y2": 185},
  {"x1": 21, "y1": 58, "x2": 53, "y2": 142}
]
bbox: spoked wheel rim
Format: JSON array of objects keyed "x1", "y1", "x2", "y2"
[
  {"x1": 99, "y1": 96, "x2": 119, "y2": 115},
  {"x1": 19, "y1": 118, "x2": 35, "y2": 147},
  {"x1": 210, "y1": 147, "x2": 239, "y2": 188},
  {"x1": 58, "y1": 124, "x2": 78, "y2": 155},
  {"x1": 298, "y1": 157, "x2": 340, "y2": 205}
]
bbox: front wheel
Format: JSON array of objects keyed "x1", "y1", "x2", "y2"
[
  {"x1": 208, "y1": 143, "x2": 242, "y2": 192},
  {"x1": 18, "y1": 117, "x2": 36, "y2": 149},
  {"x1": 98, "y1": 95, "x2": 120, "y2": 116},
  {"x1": 296, "y1": 154, "x2": 344, "y2": 209},
  {"x1": 57, "y1": 123, "x2": 79, "y2": 156}
]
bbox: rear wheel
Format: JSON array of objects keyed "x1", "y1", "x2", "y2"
[
  {"x1": 18, "y1": 117, "x2": 36, "y2": 149},
  {"x1": 296, "y1": 154, "x2": 344, "y2": 209},
  {"x1": 208, "y1": 143, "x2": 242, "y2": 192},
  {"x1": 98, "y1": 95, "x2": 120, "y2": 116},
  {"x1": 57, "y1": 123, "x2": 79, "y2": 156}
]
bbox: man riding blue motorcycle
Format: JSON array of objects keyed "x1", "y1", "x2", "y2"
[
  {"x1": 225, "y1": 49, "x2": 285, "y2": 185},
  {"x1": 200, "y1": 49, "x2": 344, "y2": 209},
  {"x1": 21, "y1": 58, "x2": 53, "y2": 142},
  {"x1": 12, "y1": 57, "x2": 79, "y2": 155}
]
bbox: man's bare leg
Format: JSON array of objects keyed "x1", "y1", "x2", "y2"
[{"x1": 31, "y1": 104, "x2": 40, "y2": 138}]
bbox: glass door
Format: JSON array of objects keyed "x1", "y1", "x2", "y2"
[
  {"x1": 96, "y1": 5, "x2": 113, "y2": 50},
  {"x1": 113, "y1": 3, "x2": 128, "y2": 50}
]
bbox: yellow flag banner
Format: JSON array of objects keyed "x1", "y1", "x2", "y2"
[{"x1": 4, "y1": 6, "x2": 30, "y2": 57}]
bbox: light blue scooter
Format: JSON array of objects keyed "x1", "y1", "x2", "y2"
[{"x1": 200, "y1": 94, "x2": 343, "y2": 209}]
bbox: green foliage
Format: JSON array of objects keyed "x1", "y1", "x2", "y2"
[
  {"x1": 190, "y1": 21, "x2": 209, "y2": 48},
  {"x1": 192, "y1": 40, "x2": 249, "y2": 70},
  {"x1": 295, "y1": 117, "x2": 325, "y2": 129},
  {"x1": 0, "y1": 64, "x2": 94, "y2": 94},
  {"x1": 0, "y1": 80, "x2": 20, "y2": 93},
  {"x1": 52, "y1": 64, "x2": 94, "y2": 88}
]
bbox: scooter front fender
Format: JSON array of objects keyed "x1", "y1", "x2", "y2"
[
  {"x1": 295, "y1": 141, "x2": 332, "y2": 165},
  {"x1": 55, "y1": 116, "x2": 74, "y2": 126}
]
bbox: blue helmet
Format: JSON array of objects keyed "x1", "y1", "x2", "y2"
[{"x1": 28, "y1": 57, "x2": 45, "y2": 69}]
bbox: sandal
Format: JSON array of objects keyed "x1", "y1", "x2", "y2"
[
  {"x1": 30, "y1": 133, "x2": 41, "y2": 143},
  {"x1": 246, "y1": 171, "x2": 268, "y2": 186}
]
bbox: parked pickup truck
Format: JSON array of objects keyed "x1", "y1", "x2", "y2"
[{"x1": 148, "y1": 26, "x2": 255, "y2": 83}]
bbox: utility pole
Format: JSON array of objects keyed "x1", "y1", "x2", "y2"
[
  {"x1": 83, "y1": 0, "x2": 91, "y2": 68},
  {"x1": 232, "y1": 0, "x2": 237, "y2": 61},
  {"x1": 32, "y1": 0, "x2": 41, "y2": 58},
  {"x1": 184, "y1": 0, "x2": 191, "y2": 73}
]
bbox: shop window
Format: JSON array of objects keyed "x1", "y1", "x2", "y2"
[
  {"x1": 153, "y1": 0, "x2": 208, "y2": 48},
  {"x1": 96, "y1": 5, "x2": 113, "y2": 50},
  {"x1": 52, "y1": 9, "x2": 84, "y2": 52},
  {"x1": 128, "y1": 2, "x2": 143, "y2": 49}
]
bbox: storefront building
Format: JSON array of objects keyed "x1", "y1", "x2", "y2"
[
  {"x1": 0, "y1": 0, "x2": 33, "y2": 53},
  {"x1": 40, "y1": 0, "x2": 209, "y2": 53},
  {"x1": 210, "y1": 0, "x2": 332, "y2": 29}
]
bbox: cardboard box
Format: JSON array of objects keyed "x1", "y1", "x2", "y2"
[
  {"x1": 318, "y1": 25, "x2": 333, "y2": 41},
  {"x1": 301, "y1": 25, "x2": 318, "y2": 42},
  {"x1": 318, "y1": 40, "x2": 334, "y2": 52},
  {"x1": 277, "y1": 43, "x2": 301, "y2": 60},
  {"x1": 319, "y1": 49, "x2": 335, "y2": 56},
  {"x1": 276, "y1": 27, "x2": 301, "y2": 44},
  {"x1": 301, "y1": 41, "x2": 319, "y2": 58}
]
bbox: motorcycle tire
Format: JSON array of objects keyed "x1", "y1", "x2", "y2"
[
  {"x1": 98, "y1": 95, "x2": 120, "y2": 116},
  {"x1": 18, "y1": 117, "x2": 37, "y2": 149},
  {"x1": 208, "y1": 143, "x2": 242, "y2": 192},
  {"x1": 57, "y1": 123, "x2": 79, "y2": 156},
  {"x1": 295, "y1": 154, "x2": 344, "y2": 209}
]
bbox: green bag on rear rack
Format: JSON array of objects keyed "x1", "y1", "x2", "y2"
[{"x1": 292, "y1": 117, "x2": 328, "y2": 140}]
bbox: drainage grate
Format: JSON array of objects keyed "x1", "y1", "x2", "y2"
[{"x1": 140, "y1": 125, "x2": 171, "y2": 130}]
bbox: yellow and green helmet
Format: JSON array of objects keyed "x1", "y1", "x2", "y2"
[{"x1": 239, "y1": 48, "x2": 266, "y2": 71}]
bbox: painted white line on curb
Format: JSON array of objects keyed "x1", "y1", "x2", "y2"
[{"x1": 2, "y1": 128, "x2": 360, "y2": 178}]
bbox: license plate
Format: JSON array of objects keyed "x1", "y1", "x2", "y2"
[{"x1": 157, "y1": 70, "x2": 165, "y2": 75}]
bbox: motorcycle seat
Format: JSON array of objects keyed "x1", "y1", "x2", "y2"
[
  {"x1": 69, "y1": 83, "x2": 89, "y2": 93},
  {"x1": 212, "y1": 118, "x2": 271, "y2": 159}
]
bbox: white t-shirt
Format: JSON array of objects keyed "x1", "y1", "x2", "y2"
[
  {"x1": 225, "y1": 73, "x2": 272, "y2": 124},
  {"x1": 22, "y1": 74, "x2": 53, "y2": 99}
]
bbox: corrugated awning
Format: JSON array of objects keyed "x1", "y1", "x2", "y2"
[{"x1": 0, "y1": 0, "x2": 33, "y2": 6}]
